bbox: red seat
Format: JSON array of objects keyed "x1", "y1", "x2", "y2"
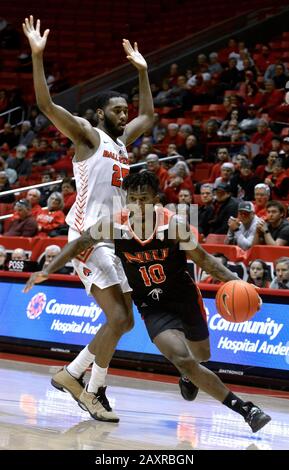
[
  {"x1": 202, "y1": 244, "x2": 245, "y2": 262},
  {"x1": 204, "y1": 234, "x2": 227, "y2": 244},
  {"x1": 246, "y1": 245, "x2": 289, "y2": 264}
]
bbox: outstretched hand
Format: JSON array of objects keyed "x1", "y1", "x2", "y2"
[
  {"x1": 22, "y1": 15, "x2": 50, "y2": 54},
  {"x1": 122, "y1": 39, "x2": 147, "y2": 71},
  {"x1": 23, "y1": 271, "x2": 49, "y2": 293}
]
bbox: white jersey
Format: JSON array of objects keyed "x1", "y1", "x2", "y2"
[{"x1": 66, "y1": 128, "x2": 129, "y2": 232}]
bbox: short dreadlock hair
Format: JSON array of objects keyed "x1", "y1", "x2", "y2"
[{"x1": 123, "y1": 171, "x2": 159, "y2": 194}]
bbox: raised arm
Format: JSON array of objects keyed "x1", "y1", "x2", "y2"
[
  {"x1": 121, "y1": 39, "x2": 154, "y2": 146},
  {"x1": 172, "y1": 216, "x2": 239, "y2": 282},
  {"x1": 22, "y1": 16, "x2": 94, "y2": 145}
]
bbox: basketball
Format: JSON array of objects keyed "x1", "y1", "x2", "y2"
[{"x1": 215, "y1": 280, "x2": 261, "y2": 323}]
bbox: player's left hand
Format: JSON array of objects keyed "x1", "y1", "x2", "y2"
[
  {"x1": 122, "y1": 39, "x2": 147, "y2": 71},
  {"x1": 23, "y1": 271, "x2": 49, "y2": 293}
]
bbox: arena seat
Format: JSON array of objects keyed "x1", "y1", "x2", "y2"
[
  {"x1": 246, "y1": 245, "x2": 289, "y2": 264},
  {"x1": 204, "y1": 234, "x2": 227, "y2": 244},
  {"x1": 202, "y1": 244, "x2": 246, "y2": 262}
]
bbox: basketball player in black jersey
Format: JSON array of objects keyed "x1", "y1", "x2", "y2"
[{"x1": 24, "y1": 172, "x2": 271, "y2": 433}]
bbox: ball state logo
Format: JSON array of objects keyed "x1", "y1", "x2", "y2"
[
  {"x1": 27, "y1": 293, "x2": 47, "y2": 319},
  {"x1": 83, "y1": 267, "x2": 92, "y2": 277}
]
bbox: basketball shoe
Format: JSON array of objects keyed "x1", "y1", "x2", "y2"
[
  {"x1": 243, "y1": 402, "x2": 271, "y2": 433},
  {"x1": 78, "y1": 385, "x2": 119, "y2": 422},
  {"x1": 178, "y1": 376, "x2": 199, "y2": 401},
  {"x1": 51, "y1": 366, "x2": 85, "y2": 401}
]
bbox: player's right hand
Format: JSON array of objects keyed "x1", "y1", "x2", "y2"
[
  {"x1": 22, "y1": 15, "x2": 50, "y2": 54},
  {"x1": 23, "y1": 271, "x2": 49, "y2": 293}
]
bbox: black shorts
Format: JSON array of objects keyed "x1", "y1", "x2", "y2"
[{"x1": 138, "y1": 283, "x2": 209, "y2": 342}]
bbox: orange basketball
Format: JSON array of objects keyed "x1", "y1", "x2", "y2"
[{"x1": 215, "y1": 280, "x2": 260, "y2": 323}]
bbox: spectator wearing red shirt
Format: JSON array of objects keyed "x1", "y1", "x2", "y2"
[
  {"x1": 61, "y1": 177, "x2": 76, "y2": 215},
  {"x1": 145, "y1": 154, "x2": 169, "y2": 192},
  {"x1": 26, "y1": 188, "x2": 43, "y2": 218},
  {"x1": 164, "y1": 161, "x2": 194, "y2": 204},
  {"x1": 251, "y1": 120, "x2": 274, "y2": 157},
  {"x1": 265, "y1": 159, "x2": 289, "y2": 200},
  {"x1": 36, "y1": 192, "x2": 65, "y2": 237},
  {"x1": 253, "y1": 183, "x2": 270, "y2": 219},
  {"x1": 258, "y1": 80, "x2": 284, "y2": 116}
]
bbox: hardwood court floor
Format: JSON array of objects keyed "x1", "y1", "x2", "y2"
[{"x1": 0, "y1": 356, "x2": 288, "y2": 450}]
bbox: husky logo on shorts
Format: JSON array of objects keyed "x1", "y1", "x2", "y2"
[
  {"x1": 27, "y1": 293, "x2": 47, "y2": 319},
  {"x1": 83, "y1": 267, "x2": 92, "y2": 277}
]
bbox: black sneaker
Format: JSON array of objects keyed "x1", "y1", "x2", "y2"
[
  {"x1": 244, "y1": 402, "x2": 271, "y2": 433},
  {"x1": 178, "y1": 376, "x2": 199, "y2": 401}
]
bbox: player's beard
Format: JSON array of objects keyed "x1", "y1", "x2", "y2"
[{"x1": 103, "y1": 114, "x2": 123, "y2": 137}]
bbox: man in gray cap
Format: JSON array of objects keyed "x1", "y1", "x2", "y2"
[{"x1": 226, "y1": 201, "x2": 260, "y2": 250}]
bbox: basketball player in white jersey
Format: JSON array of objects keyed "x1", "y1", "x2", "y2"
[{"x1": 23, "y1": 15, "x2": 154, "y2": 422}]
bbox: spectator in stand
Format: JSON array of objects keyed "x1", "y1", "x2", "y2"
[
  {"x1": 162, "y1": 123, "x2": 184, "y2": 147},
  {"x1": 220, "y1": 57, "x2": 241, "y2": 90},
  {"x1": 250, "y1": 120, "x2": 274, "y2": 164},
  {"x1": 213, "y1": 162, "x2": 235, "y2": 189},
  {"x1": 255, "y1": 150, "x2": 278, "y2": 181},
  {"x1": 145, "y1": 154, "x2": 168, "y2": 192},
  {"x1": 4, "y1": 199, "x2": 38, "y2": 237},
  {"x1": 164, "y1": 161, "x2": 194, "y2": 204},
  {"x1": 41, "y1": 244, "x2": 72, "y2": 274},
  {"x1": 18, "y1": 120, "x2": 35, "y2": 147},
  {"x1": 177, "y1": 134, "x2": 203, "y2": 165},
  {"x1": 272, "y1": 64, "x2": 288, "y2": 90},
  {"x1": 253, "y1": 200, "x2": 289, "y2": 246},
  {"x1": 264, "y1": 158, "x2": 289, "y2": 200},
  {"x1": 61, "y1": 177, "x2": 76, "y2": 215},
  {"x1": 279, "y1": 137, "x2": 289, "y2": 169},
  {"x1": 239, "y1": 104, "x2": 260, "y2": 134},
  {"x1": 230, "y1": 160, "x2": 261, "y2": 201},
  {"x1": 226, "y1": 201, "x2": 260, "y2": 250},
  {"x1": 247, "y1": 259, "x2": 271, "y2": 288},
  {"x1": 202, "y1": 120, "x2": 222, "y2": 161},
  {"x1": 258, "y1": 80, "x2": 284, "y2": 117},
  {"x1": 0, "y1": 157, "x2": 17, "y2": 184},
  {"x1": 0, "y1": 172, "x2": 15, "y2": 203},
  {"x1": 200, "y1": 253, "x2": 229, "y2": 284},
  {"x1": 0, "y1": 123, "x2": 19, "y2": 149},
  {"x1": 254, "y1": 45, "x2": 276, "y2": 75},
  {"x1": 208, "y1": 52, "x2": 223, "y2": 75},
  {"x1": 207, "y1": 182, "x2": 238, "y2": 234},
  {"x1": 253, "y1": 183, "x2": 270, "y2": 219},
  {"x1": 270, "y1": 135, "x2": 282, "y2": 153},
  {"x1": 28, "y1": 105, "x2": 48, "y2": 132},
  {"x1": 0, "y1": 246, "x2": 7, "y2": 270},
  {"x1": 36, "y1": 192, "x2": 65, "y2": 237},
  {"x1": 0, "y1": 143, "x2": 13, "y2": 162},
  {"x1": 26, "y1": 188, "x2": 42, "y2": 218},
  {"x1": 264, "y1": 58, "x2": 288, "y2": 81},
  {"x1": 198, "y1": 184, "x2": 214, "y2": 238},
  {"x1": 6, "y1": 144, "x2": 32, "y2": 177},
  {"x1": 137, "y1": 142, "x2": 152, "y2": 162},
  {"x1": 270, "y1": 257, "x2": 289, "y2": 289},
  {"x1": 11, "y1": 248, "x2": 26, "y2": 260},
  {"x1": 207, "y1": 147, "x2": 231, "y2": 183},
  {"x1": 39, "y1": 170, "x2": 59, "y2": 206}
]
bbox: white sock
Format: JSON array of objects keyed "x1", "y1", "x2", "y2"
[
  {"x1": 87, "y1": 362, "x2": 108, "y2": 392},
  {"x1": 67, "y1": 346, "x2": 95, "y2": 378}
]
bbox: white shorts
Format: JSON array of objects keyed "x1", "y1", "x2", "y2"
[{"x1": 68, "y1": 228, "x2": 131, "y2": 295}]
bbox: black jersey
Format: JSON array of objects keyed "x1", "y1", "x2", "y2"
[{"x1": 114, "y1": 207, "x2": 195, "y2": 308}]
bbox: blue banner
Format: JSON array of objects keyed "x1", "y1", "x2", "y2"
[{"x1": 0, "y1": 281, "x2": 288, "y2": 371}]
